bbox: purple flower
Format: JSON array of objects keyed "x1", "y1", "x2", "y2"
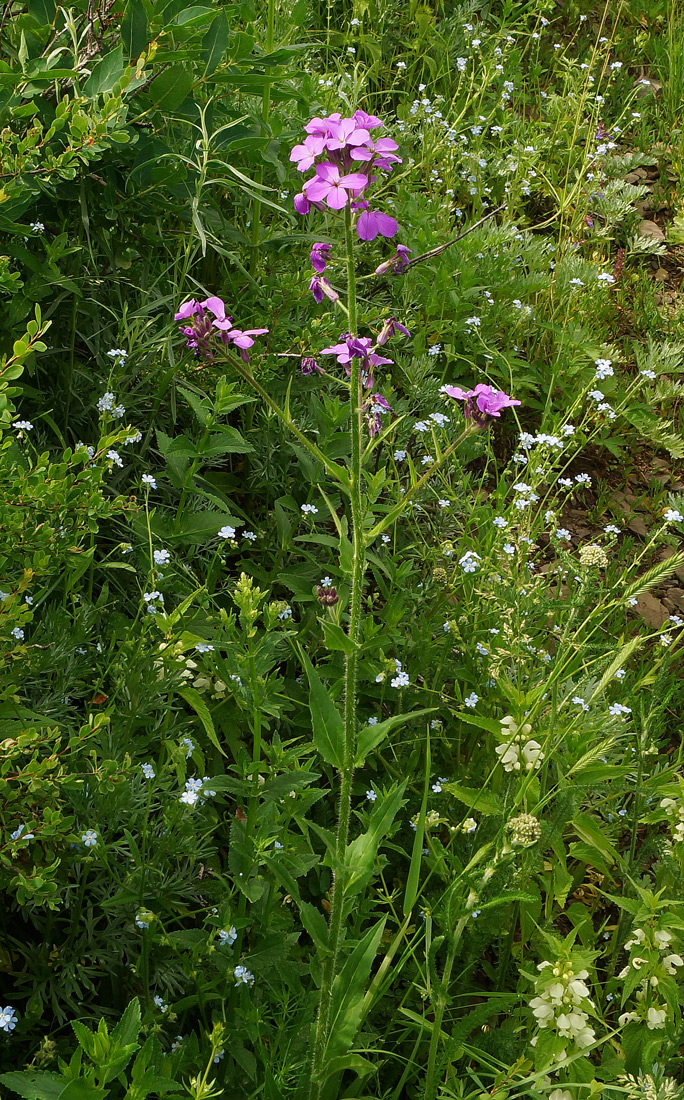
[
  {"x1": 366, "y1": 393, "x2": 393, "y2": 438},
  {"x1": 294, "y1": 192, "x2": 311, "y2": 215},
  {"x1": 321, "y1": 334, "x2": 393, "y2": 389},
  {"x1": 356, "y1": 209, "x2": 398, "y2": 241},
  {"x1": 211, "y1": 319, "x2": 269, "y2": 362},
  {"x1": 175, "y1": 296, "x2": 230, "y2": 359},
  {"x1": 303, "y1": 163, "x2": 368, "y2": 210},
  {"x1": 290, "y1": 134, "x2": 326, "y2": 172},
  {"x1": 443, "y1": 383, "x2": 521, "y2": 426},
  {"x1": 174, "y1": 296, "x2": 226, "y2": 322},
  {"x1": 301, "y1": 357, "x2": 323, "y2": 375},
  {"x1": 310, "y1": 242, "x2": 332, "y2": 273},
  {"x1": 291, "y1": 112, "x2": 402, "y2": 224},
  {"x1": 309, "y1": 275, "x2": 339, "y2": 304},
  {"x1": 376, "y1": 317, "x2": 411, "y2": 346},
  {"x1": 374, "y1": 245, "x2": 412, "y2": 276},
  {"x1": 350, "y1": 137, "x2": 402, "y2": 172}
]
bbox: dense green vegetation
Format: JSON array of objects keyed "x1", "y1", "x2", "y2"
[{"x1": 1, "y1": 1, "x2": 684, "y2": 1098}]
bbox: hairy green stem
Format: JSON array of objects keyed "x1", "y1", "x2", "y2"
[{"x1": 307, "y1": 204, "x2": 365, "y2": 1100}]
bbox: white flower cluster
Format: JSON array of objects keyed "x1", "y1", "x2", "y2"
[
  {"x1": 530, "y1": 958, "x2": 596, "y2": 1057},
  {"x1": 495, "y1": 715, "x2": 544, "y2": 773},
  {"x1": 660, "y1": 795, "x2": 684, "y2": 844},
  {"x1": 617, "y1": 926, "x2": 683, "y2": 1030}
]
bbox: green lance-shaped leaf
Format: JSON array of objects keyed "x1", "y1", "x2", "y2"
[
  {"x1": 120, "y1": 0, "x2": 148, "y2": 60},
  {"x1": 322, "y1": 918, "x2": 386, "y2": 1071},
  {"x1": 299, "y1": 649, "x2": 344, "y2": 769}
]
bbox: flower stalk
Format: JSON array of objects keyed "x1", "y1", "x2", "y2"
[{"x1": 306, "y1": 202, "x2": 367, "y2": 1100}]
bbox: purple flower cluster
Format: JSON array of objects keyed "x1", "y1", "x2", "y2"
[
  {"x1": 291, "y1": 111, "x2": 401, "y2": 240},
  {"x1": 175, "y1": 296, "x2": 268, "y2": 362},
  {"x1": 443, "y1": 383, "x2": 521, "y2": 426}
]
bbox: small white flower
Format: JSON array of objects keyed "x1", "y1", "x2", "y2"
[
  {"x1": 107, "y1": 449, "x2": 123, "y2": 467},
  {"x1": 218, "y1": 525, "x2": 235, "y2": 539},
  {"x1": 142, "y1": 474, "x2": 157, "y2": 489},
  {"x1": 82, "y1": 830, "x2": 98, "y2": 847},
  {"x1": 366, "y1": 789, "x2": 377, "y2": 802},
  {"x1": 154, "y1": 995, "x2": 168, "y2": 1012},
  {"x1": 107, "y1": 348, "x2": 128, "y2": 360},
  {"x1": 391, "y1": 670, "x2": 410, "y2": 688},
  {"x1": 597, "y1": 272, "x2": 615, "y2": 284},
  {"x1": 13, "y1": 420, "x2": 33, "y2": 431},
  {"x1": 464, "y1": 692, "x2": 479, "y2": 708},
  {"x1": 218, "y1": 926, "x2": 237, "y2": 947},
  {"x1": 0, "y1": 1006, "x2": 18, "y2": 1032},
  {"x1": 154, "y1": 548, "x2": 170, "y2": 566},
  {"x1": 243, "y1": 530, "x2": 257, "y2": 541},
  {"x1": 301, "y1": 503, "x2": 318, "y2": 514},
  {"x1": 393, "y1": 449, "x2": 406, "y2": 462},
  {"x1": 234, "y1": 965, "x2": 255, "y2": 986},
  {"x1": 141, "y1": 763, "x2": 155, "y2": 779},
  {"x1": 664, "y1": 509, "x2": 683, "y2": 523},
  {"x1": 493, "y1": 516, "x2": 507, "y2": 528}
]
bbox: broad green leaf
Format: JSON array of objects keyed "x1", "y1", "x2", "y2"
[
  {"x1": 83, "y1": 47, "x2": 126, "y2": 96},
  {"x1": 177, "y1": 686, "x2": 225, "y2": 756},
  {"x1": 299, "y1": 650, "x2": 344, "y2": 769},
  {"x1": 443, "y1": 782, "x2": 504, "y2": 816},
  {"x1": 148, "y1": 65, "x2": 194, "y2": 110},
  {"x1": 58, "y1": 1083, "x2": 106, "y2": 1100},
  {"x1": 120, "y1": 0, "x2": 148, "y2": 60},
  {"x1": 0, "y1": 1071, "x2": 65, "y2": 1100},
  {"x1": 321, "y1": 619, "x2": 356, "y2": 656}
]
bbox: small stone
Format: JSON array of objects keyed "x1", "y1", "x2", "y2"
[
  {"x1": 639, "y1": 219, "x2": 666, "y2": 242},
  {"x1": 634, "y1": 593, "x2": 669, "y2": 628},
  {"x1": 628, "y1": 515, "x2": 649, "y2": 537}
]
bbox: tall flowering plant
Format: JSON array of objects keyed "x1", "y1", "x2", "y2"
[{"x1": 172, "y1": 107, "x2": 520, "y2": 1100}]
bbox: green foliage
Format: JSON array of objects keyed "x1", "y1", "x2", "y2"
[{"x1": 1, "y1": 0, "x2": 684, "y2": 1099}]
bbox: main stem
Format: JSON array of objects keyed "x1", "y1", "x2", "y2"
[{"x1": 308, "y1": 205, "x2": 365, "y2": 1100}]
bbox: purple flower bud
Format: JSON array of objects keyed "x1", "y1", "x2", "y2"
[
  {"x1": 316, "y1": 584, "x2": 339, "y2": 606},
  {"x1": 376, "y1": 317, "x2": 411, "y2": 346},
  {"x1": 294, "y1": 192, "x2": 311, "y2": 215},
  {"x1": 301, "y1": 357, "x2": 322, "y2": 375},
  {"x1": 374, "y1": 244, "x2": 412, "y2": 275}
]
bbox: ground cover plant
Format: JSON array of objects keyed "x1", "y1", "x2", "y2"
[{"x1": 1, "y1": 0, "x2": 684, "y2": 1098}]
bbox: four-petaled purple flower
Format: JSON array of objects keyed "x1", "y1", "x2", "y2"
[
  {"x1": 443, "y1": 383, "x2": 521, "y2": 426},
  {"x1": 303, "y1": 163, "x2": 369, "y2": 210},
  {"x1": 310, "y1": 243, "x2": 332, "y2": 273},
  {"x1": 356, "y1": 209, "x2": 398, "y2": 241},
  {"x1": 321, "y1": 334, "x2": 393, "y2": 389}
]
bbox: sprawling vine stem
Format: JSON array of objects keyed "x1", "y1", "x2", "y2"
[{"x1": 307, "y1": 204, "x2": 365, "y2": 1100}]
